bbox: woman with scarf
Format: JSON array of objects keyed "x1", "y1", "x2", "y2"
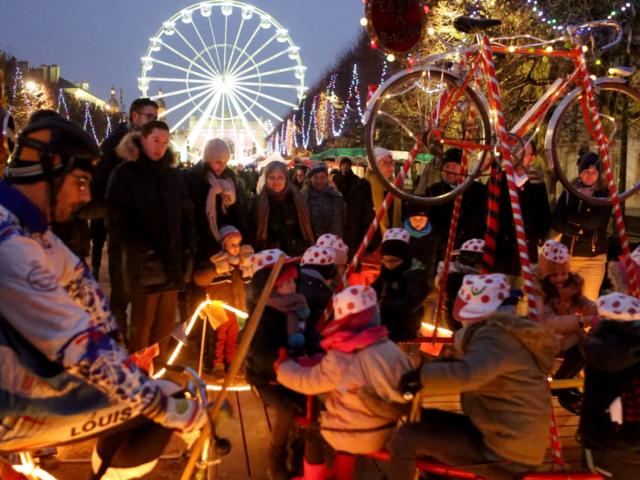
[
  {"x1": 107, "y1": 120, "x2": 195, "y2": 368},
  {"x1": 244, "y1": 249, "x2": 322, "y2": 480},
  {"x1": 301, "y1": 162, "x2": 346, "y2": 237},
  {"x1": 253, "y1": 161, "x2": 315, "y2": 256},
  {"x1": 551, "y1": 152, "x2": 612, "y2": 300},
  {"x1": 184, "y1": 138, "x2": 248, "y2": 269},
  {"x1": 276, "y1": 285, "x2": 412, "y2": 479}
]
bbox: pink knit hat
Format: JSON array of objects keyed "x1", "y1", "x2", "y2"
[{"x1": 453, "y1": 273, "x2": 511, "y2": 322}]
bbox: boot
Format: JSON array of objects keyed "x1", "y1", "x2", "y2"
[
  {"x1": 267, "y1": 445, "x2": 289, "y2": 480},
  {"x1": 291, "y1": 458, "x2": 328, "y2": 480}
]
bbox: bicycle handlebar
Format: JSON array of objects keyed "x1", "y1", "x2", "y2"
[{"x1": 566, "y1": 20, "x2": 623, "y2": 52}]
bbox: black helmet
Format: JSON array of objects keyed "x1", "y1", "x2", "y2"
[{"x1": 7, "y1": 116, "x2": 99, "y2": 185}]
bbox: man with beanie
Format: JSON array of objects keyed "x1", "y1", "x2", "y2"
[
  {"x1": 390, "y1": 274, "x2": 556, "y2": 480},
  {"x1": 301, "y1": 161, "x2": 346, "y2": 237},
  {"x1": 344, "y1": 147, "x2": 403, "y2": 256},
  {"x1": 551, "y1": 151, "x2": 612, "y2": 300},
  {"x1": 423, "y1": 148, "x2": 487, "y2": 250},
  {"x1": 580, "y1": 292, "x2": 640, "y2": 478},
  {"x1": 372, "y1": 228, "x2": 428, "y2": 342},
  {"x1": 333, "y1": 156, "x2": 359, "y2": 201},
  {"x1": 0, "y1": 117, "x2": 206, "y2": 479}
]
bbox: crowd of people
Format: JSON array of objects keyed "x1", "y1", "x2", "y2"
[{"x1": 0, "y1": 96, "x2": 638, "y2": 480}]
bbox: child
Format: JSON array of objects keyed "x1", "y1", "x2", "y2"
[
  {"x1": 372, "y1": 228, "x2": 428, "y2": 342},
  {"x1": 390, "y1": 274, "x2": 557, "y2": 480},
  {"x1": 403, "y1": 203, "x2": 443, "y2": 295},
  {"x1": 193, "y1": 225, "x2": 253, "y2": 379},
  {"x1": 298, "y1": 245, "x2": 337, "y2": 328},
  {"x1": 535, "y1": 239, "x2": 598, "y2": 413},
  {"x1": 244, "y1": 249, "x2": 321, "y2": 480},
  {"x1": 316, "y1": 233, "x2": 349, "y2": 279},
  {"x1": 276, "y1": 285, "x2": 412, "y2": 476},
  {"x1": 579, "y1": 292, "x2": 640, "y2": 479}
]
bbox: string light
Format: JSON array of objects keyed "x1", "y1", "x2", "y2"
[
  {"x1": 82, "y1": 101, "x2": 99, "y2": 145},
  {"x1": 56, "y1": 89, "x2": 70, "y2": 119},
  {"x1": 104, "y1": 112, "x2": 113, "y2": 139}
]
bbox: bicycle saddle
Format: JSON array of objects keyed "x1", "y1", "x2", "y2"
[{"x1": 453, "y1": 16, "x2": 502, "y2": 34}]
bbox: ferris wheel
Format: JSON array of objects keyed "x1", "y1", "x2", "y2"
[{"x1": 139, "y1": 1, "x2": 306, "y2": 158}]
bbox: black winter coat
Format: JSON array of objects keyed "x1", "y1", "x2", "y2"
[
  {"x1": 372, "y1": 259, "x2": 428, "y2": 342},
  {"x1": 494, "y1": 175, "x2": 550, "y2": 276},
  {"x1": 343, "y1": 178, "x2": 384, "y2": 255},
  {"x1": 94, "y1": 122, "x2": 130, "y2": 207},
  {"x1": 580, "y1": 320, "x2": 640, "y2": 459},
  {"x1": 551, "y1": 180, "x2": 611, "y2": 257},
  {"x1": 183, "y1": 162, "x2": 249, "y2": 268},
  {"x1": 424, "y1": 180, "x2": 488, "y2": 251},
  {"x1": 334, "y1": 170, "x2": 359, "y2": 201},
  {"x1": 408, "y1": 230, "x2": 444, "y2": 295},
  {"x1": 107, "y1": 140, "x2": 195, "y2": 295},
  {"x1": 298, "y1": 268, "x2": 333, "y2": 328}
]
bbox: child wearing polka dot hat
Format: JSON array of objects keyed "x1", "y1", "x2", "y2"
[
  {"x1": 276, "y1": 285, "x2": 412, "y2": 459},
  {"x1": 298, "y1": 245, "x2": 338, "y2": 328},
  {"x1": 244, "y1": 249, "x2": 323, "y2": 480},
  {"x1": 579, "y1": 291, "x2": 640, "y2": 478},
  {"x1": 390, "y1": 273, "x2": 557, "y2": 476},
  {"x1": 606, "y1": 244, "x2": 640, "y2": 295},
  {"x1": 373, "y1": 228, "x2": 428, "y2": 342}
]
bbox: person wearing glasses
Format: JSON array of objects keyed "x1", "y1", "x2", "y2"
[
  {"x1": 92, "y1": 98, "x2": 159, "y2": 340},
  {"x1": 0, "y1": 116, "x2": 205, "y2": 479}
]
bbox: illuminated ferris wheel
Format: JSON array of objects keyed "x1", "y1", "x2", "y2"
[{"x1": 139, "y1": 1, "x2": 306, "y2": 159}]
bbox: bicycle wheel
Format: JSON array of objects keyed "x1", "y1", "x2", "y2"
[
  {"x1": 364, "y1": 66, "x2": 492, "y2": 206},
  {"x1": 546, "y1": 80, "x2": 640, "y2": 207}
]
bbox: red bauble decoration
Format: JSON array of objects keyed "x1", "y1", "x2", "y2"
[{"x1": 365, "y1": 0, "x2": 428, "y2": 55}]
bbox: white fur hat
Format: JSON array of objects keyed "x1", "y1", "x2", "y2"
[
  {"x1": 333, "y1": 285, "x2": 378, "y2": 321},
  {"x1": 374, "y1": 147, "x2": 392, "y2": 161}
]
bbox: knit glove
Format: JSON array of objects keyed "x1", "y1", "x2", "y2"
[
  {"x1": 398, "y1": 368, "x2": 423, "y2": 400},
  {"x1": 153, "y1": 396, "x2": 207, "y2": 433},
  {"x1": 210, "y1": 252, "x2": 231, "y2": 275},
  {"x1": 199, "y1": 300, "x2": 229, "y2": 330}
]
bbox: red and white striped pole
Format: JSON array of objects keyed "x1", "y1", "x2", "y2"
[
  {"x1": 574, "y1": 51, "x2": 640, "y2": 299},
  {"x1": 315, "y1": 142, "x2": 421, "y2": 333}
]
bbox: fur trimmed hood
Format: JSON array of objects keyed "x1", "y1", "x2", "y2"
[{"x1": 115, "y1": 131, "x2": 176, "y2": 166}]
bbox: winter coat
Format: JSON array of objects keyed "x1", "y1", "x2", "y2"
[
  {"x1": 580, "y1": 320, "x2": 640, "y2": 459},
  {"x1": 277, "y1": 339, "x2": 412, "y2": 454},
  {"x1": 334, "y1": 170, "x2": 359, "y2": 201},
  {"x1": 51, "y1": 216, "x2": 91, "y2": 259},
  {"x1": 418, "y1": 312, "x2": 556, "y2": 465},
  {"x1": 203, "y1": 263, "x2": 250, "y2": 312},
  {"x1": 494, "y1": 173, "x2": 550, "y2": 276},
  {"x1": 183, "y1": 161, "x2": 249, "y2": 268},
  {"x1": 298, "y1": 268, "x2": 333, "y2": 328},
  {"x1": 551, "y1": 179, "x2": 611, "y2": 257},
  {"x1": 372, "y1": 259, "x2": 428, "y2": 342},
  {"x1": 423, "y1": 180, "x2": 488, "y2": 250},
  {"x1": 302, "y1": 184, "x2": 346, "y2": 237},
  {"x1": 106, "y1": 133, "x2": 195, "y2": 295},
  {"x1": 406, "y1": 227, "x2": 444, "y2": 295},
  {"x1": 245, "y1": 305, "x2": 322, "y2": 386}
]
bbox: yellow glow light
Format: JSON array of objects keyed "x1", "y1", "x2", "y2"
[
  {"x1": 427, "y1": 27, "x2": 435, "y2": 36},
  {"x1": 421, "y1": 322, "x2": 453, "y2": 337},
  {"x1": 386, "y1": 53, "x2": 395, "y2": 62},
  {"x1": 508, "y1": 46, "x2": 516, "y2": 53},
  {"x1": 545, "y1": 46, "x2": 553, "y2": 53},
  {"x1": 360, "y1": 17, "x2": 368, "y2": 26}
]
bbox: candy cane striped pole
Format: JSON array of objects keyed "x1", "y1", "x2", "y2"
[
  {"x1": 575, "y1": 52, "x2": 640, "y2": 299},
  {"x1": 478, "y1": 35, "x2": 539, "y2": 321},
  {"x1": 315, "y1": 142, "x2": 421, "y2": 333},
  {"x1": 482, "y1": 162, "x2": 502, "y2": 273}
]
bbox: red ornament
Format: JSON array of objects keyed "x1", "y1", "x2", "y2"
[
  {"x1": 365, "y1": 0, "x2": 428, "y2": 55},
  {"x1": 370, "y1": 39, "x2": 378, "y2": 49}
]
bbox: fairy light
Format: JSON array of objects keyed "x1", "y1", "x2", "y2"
[
  {"x1": 104, "y1": 112, "x2": 113, "y2": 139},
  {"x1": 82, "y1": 101, "x2": 99, "y2": 145},
  {"x1": 56, "y1": 88, "x2": 70, "y2": 119},
  {"x1": 523, "y1": 0, "x2": 633, "y2": 30}
]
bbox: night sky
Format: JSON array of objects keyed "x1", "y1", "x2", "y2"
[{"x1": 0, "y1": 1, "x2": 366, "y2": 108}]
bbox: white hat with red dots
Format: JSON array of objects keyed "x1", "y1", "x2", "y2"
[
  {"x1": 597, "y1": 292, "x2": 640, "y2": 321},
  {"x1": 301, "y1": 246, "x2": 337, "y2": 266},
  {"x1": 538, "y1": 239, "x2": 570, "y2": 278},
  {"x1": 249, "y1": 249, "x2": 296, "y2": 275},
  {"x1": 382, "y1": 228, "x2": 410, "y2": 244},
  {"x1": 453, "y1": 273, "x2": 511, "y2": 322},
  {"x1": 460, "y1": 238, "x2": 485, "y2": 253},
  {"x1": 316, "y1": 234, "x2": 349, "y2": 265},
  {"x1": 322, "y1": 285, "x2": 379, "y2": 336}
]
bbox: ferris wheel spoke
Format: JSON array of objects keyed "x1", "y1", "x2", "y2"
[
  {"x1": 227, "y1": 92, "x2": 258, "y2": 149},
  {"x1": 223, "y1": 15, "x2": 230, "y2": 77},
  {"x1": 226, "y1": 93, "x2": 240, "y2": 140},
  {"x1": 235, "y1": 81, "x2": 300, "y2": 90},
  {"x1": 232, "y1": 46, "x2": 291, "y2": 79},
  {"x1": 233, "y1": 88, "x2": 284, "y2": 122},
  {"x1": 226, "y1": 20, "x2": 262, "y2": 77},
  {"x1": 141, "y1": 76, "x2": 212, "y2": 84},
  {"x1": 187, "y1": 90, "x2": 223, "y2": 145},
  {"x1": 228, "y1": 31, "x2": 279, "y2": 78},
  {"x1": 234, "y1": 85, "x2": 298, "y2": 108},
  {"x1": 152, "y1": 83, "x2": 212, "y2": 101},
  {"x1": 160, "y1": 85, "x2": 215, "y2": 118},
  {"x1": 157, "y1": 39, "x2": 217, "y2": 79},
  {"x1": 225, "y1": 17, "x2": 246, "y2": 76},
  {"x1": 173, "y1": 27, "x2": 219, "y2": 77},
  {"x1": 227, "y1": 89, "x2": 267, "y2": 140},
  {"x1": 147, "y1": 55, "x2": 215, "y2": 81},
  {"x1": 189, "y1": 20, "x2": 222, "y2": 76},
  {"x1": 236, "y1": 65, "x2": 298, "y2": 82},
  {"x1": 169, "y1": 88, "x2": 218, "y2": 133},
  {"x1": 207, "y1": 16, "x2": 226, "y2": 77}
]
